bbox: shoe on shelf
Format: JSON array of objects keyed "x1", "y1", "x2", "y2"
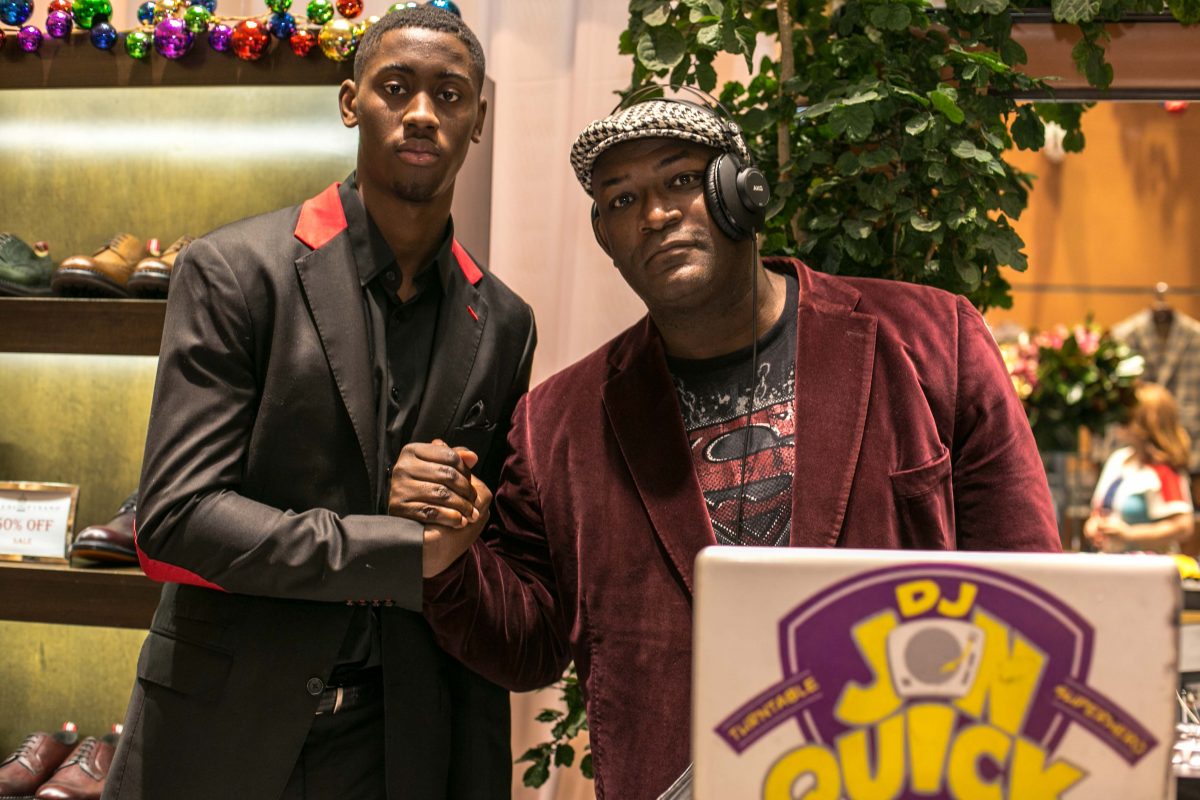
[
  {"x1": 69, "y1": 492, "x2": 138, "y2": 566},
  {"x1": 50, "y1": 234, "x2": 152, "y2": 299},
  {"x1": 0, "y1": 723, "x2": 79, "y2": 796},
  {"x1": 128, "y1": 235, "x2": 192, "y2": 298},
  {"x1": 34, "y1": 730, "x2": 119, "y2": 800},
  {"x1": 0, "y1": 232, "x2": 55, "y2": 297}
]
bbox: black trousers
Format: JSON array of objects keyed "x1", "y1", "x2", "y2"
[{"x1": 279, "y1": 694, "x2": 386, "y2": 800}]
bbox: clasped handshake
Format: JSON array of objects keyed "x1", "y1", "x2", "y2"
[{"x1": 388, "y1": 440, "x2": 491, "y2": 578}]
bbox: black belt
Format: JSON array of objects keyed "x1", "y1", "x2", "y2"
[{"x1": 315, "y1": 678, "x2": 381, "y2": 716}]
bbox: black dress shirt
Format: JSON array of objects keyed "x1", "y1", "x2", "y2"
[{"x1": 331, "y1": 174, "x2": 457, "y2": 680}]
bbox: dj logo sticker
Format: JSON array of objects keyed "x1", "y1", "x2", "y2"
[{"x1": 714, "y1": 563, "x2": 1157, "y2": 799}]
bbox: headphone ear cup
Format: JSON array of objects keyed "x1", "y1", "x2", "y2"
[{"x1": 705, "y1": 154, "x2": 750, "y2": 242}]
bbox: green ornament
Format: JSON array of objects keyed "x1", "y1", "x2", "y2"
[
  {"x1": 306, "y1": 0, "x2": 331, "y2": 23},
  {"x1": 125, "y1": 28, "x2": 151, "y2": 58},
  {"x1": 71, "y1": 0, "x2": 94, "y2": 28},
  {"x1": 386, "y1": 2, "x2": 404, "y2": 12},
  {"x1": 88, "y1": 0, "x2": 112, "y2": 18},
  {"x1": 266, "y1": 0, "x2": 290, "y2": 13},
  {"x1": 183, "y1": 4, "x2": 210, "y2": 32}
]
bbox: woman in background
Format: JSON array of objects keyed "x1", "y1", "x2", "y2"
[{"x1": 1086, "y1": 382, "x2": 1195, "y2": 553}]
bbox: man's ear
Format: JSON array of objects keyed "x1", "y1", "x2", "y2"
[
  {"x1": 471, "y1": 96, "x2": 488, "y2": 144},
  {"x1": 591, "y1": 204, "x2": 613, "y2": 259},
  {"x1": 338, "y1": 79, "x2": 359, "y2": 128}
]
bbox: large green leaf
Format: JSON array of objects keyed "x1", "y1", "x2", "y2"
[
  {"x1": 1052, "y1": 0, "x2": 1101, "y2": 24},
  {"x1": 953, "y1": 0, "x2": 1010, "y2": 13},
  {"x1": 642, "y1": 2, "x2": 671, "y2": 26},
  {"x1": 696, "y1": 23, "x2": 722, "y2": 50},
  {"x1": 929, "y1": 88, "x2": 965, "y2": 124},
  {"x1": 868, "y1": 3, "x2": 912, "y2": 30},
  {"x1": 829, "y1": 105, "x2": 875, "y2": 141},
  {"x1": 1011, "y1": 106, "x2": 1045, "y2": 151},
  {"x1": 905, "y1": 113, "x2": 934, "y2": 136},
  {"x1": 636, "y1": 25, "x2": 686, "y2": 71},
  {"x1": 1169, "y1": 0, "x2": 1200, "y2": 23}
]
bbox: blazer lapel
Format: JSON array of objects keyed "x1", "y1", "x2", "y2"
[
  {"x1": 411, "y1": 241, "x2": 487, "y2": 442},
  {"x1": 603, "y1": 319, "x2": 714, "y2": 596},
  {"x1": 790, "y1": 266, "x2": 877, "y2": 548},
  {"x1": 295, "y1": 233, "x2": 379, "y2": 495}
]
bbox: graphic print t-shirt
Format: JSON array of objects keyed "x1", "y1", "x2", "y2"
[{"x1": 667, "y1": 272, "x2": 798, "y2": 547}]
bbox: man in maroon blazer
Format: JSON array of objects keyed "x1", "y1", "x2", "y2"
[{"x1": 406, "y1": 98, "x2": 1060, "y2": 799}]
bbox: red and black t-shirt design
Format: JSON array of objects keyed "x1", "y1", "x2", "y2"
[{"x1": 669, "y1": 272, "x2": 798, "y2": 547}]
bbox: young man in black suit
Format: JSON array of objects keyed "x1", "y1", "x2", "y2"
[{"x1": 103, "y1": 7, "x2": 535, "y2": 799}]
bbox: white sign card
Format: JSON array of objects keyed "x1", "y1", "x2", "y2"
[{"x1": 0, "y1": 482, "x2": 79, "y2": 563}]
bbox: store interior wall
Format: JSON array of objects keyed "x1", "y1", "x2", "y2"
[{"x1": 989, "y1": 101, "x2": 1200, "y2": 333}]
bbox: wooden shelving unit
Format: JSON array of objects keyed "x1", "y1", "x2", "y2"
[
  {"x1": 0, "y1": 561, "x2": 160, "y2": 629},
  {"x1": 0, "y1": 297, "x2": 165, "y2": 356},
  {"x1": 0, "y1": 30, "x2": 351, "y2": 89}
]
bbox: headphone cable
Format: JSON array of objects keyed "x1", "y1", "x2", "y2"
[{"x1": 734, "y1": 237, "x2": 761, "y2": 545}]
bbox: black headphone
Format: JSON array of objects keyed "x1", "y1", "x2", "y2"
[{"x1": 590, "y1": 84, "x2": 771, "y2": 242}]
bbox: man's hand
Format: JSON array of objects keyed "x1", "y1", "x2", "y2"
[
  {"x1": 423, "y1": 475, "x2": 492, "y2": 577},
  {"x1": 390, "y1": 439, "x2": 481, "y2": 528}
]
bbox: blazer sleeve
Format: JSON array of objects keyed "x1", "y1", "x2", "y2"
[
  {"x1": 423, "y1": 393, "x2": 572, "y2": 692},
  {"x1": 951, "y1": 295, "x2": 1061, "y2": 552},
  {"x1": 135, "y1": 237, "x2": 427, "y2": 608}
]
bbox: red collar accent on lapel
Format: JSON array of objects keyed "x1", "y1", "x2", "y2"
[
  {"x1": 451, "y1": 239, "x2": 483, "y2": 286},
  {"x1": 294, "y1": 182, "x2": 347, "y2": 250}
]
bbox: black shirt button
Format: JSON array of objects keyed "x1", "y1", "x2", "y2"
[
  {"x1": 306, "y1": 677, "x2": 324, "y2": 696},
  {"x1": 386, "y1": 271, "x2": 396, "y2": 282},
  {"x1": 390, "y1": 386, "x2": 399, "y2": 400}
]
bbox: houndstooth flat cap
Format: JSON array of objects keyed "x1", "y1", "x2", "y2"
[{"x1": 570, "y1": 99, "x2": 752, "y2": 196}]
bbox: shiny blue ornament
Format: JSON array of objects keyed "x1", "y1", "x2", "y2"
[
  {"x1": 0, "y1": 0, "x2": 33, "y2": 26},
  {"x1": 136, "y1": 0, "x2": 155, "y2": 24},
  {"x1": 197, "y1": 0, "x2": 217, "y2": 12},
  {"x1": 90, "y1": 19, "x2": 117, "y2": 48},
  {"x1": 267, "y1": 10, "x2": 294, "y2": 38},
  {"x1": 428, "y1": 0, "x2": 459, "y2": 16}
]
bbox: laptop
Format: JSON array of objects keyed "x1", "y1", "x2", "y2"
[{"x1": 693, "y1": 548, "x2": 1180, "y2": 800}]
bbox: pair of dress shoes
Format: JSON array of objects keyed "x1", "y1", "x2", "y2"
[
  {"x1": 0, "y1": 724, "x2": 120, "y2": 800},
  {"x1": 51, "y1": 234, "x2": 192, "y2": 299},
  {"x1": 69, "y1": 493, "x2": 138, "y2": 567},
  {"x1": 0, "y1": 233, "x2": 55, "y2": 297}
]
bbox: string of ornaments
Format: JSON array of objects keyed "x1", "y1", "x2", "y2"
[{"x1": 0, "y1": 0, "x2": 459, "y2": 61}]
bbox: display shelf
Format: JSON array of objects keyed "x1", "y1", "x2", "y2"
[
  {"x1": 0, "y1": 297, "x2": 165, "y2": 356},
  {"x1": 0, "y1": 31, "x2": 352, "y2": 90},
  {"x1": 0, "y1": 561, "x2": 159, "y2": 629}
]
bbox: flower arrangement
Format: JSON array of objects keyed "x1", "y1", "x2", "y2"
[{"x1": 1000, "y1": 321, "x2": 1144, "y2": 452}]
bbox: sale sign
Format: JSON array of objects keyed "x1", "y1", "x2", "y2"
[{"x1": 0, "y1": 482, "x2": 78, "y2": 562}]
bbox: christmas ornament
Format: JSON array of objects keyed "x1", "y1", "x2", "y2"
[
  {"x1": 334, "y1": 0, "x2": 360, "y2": 19},
  {"x1": 70, "y1": 0, "x2": 100, "y2": 29},
  {"x1": 124, "y1": 28, "x2": 151, "y2": 58},
  {"x1": 386, "y1": 0, "x2": 417, "y2": 10},
  {"x1": 195, "y1": 0, "x2": 215, "y2": 11},
  {"x1": 154, "y1": 15, "x2": 193, "y2": 58},
  {"x1": 352, "y1": 13, "x2": 377, "y2": 39},
  {"x1": 207, "y1": 20, "x2": 231, "y2": 50},
  {"x1": 1165, "y1": 101, "x2": 1190, "y2": 115},
  {"x1": 428, "y1": 0, "x2": 459, "y2": 15},
  {"x1": 230, "y1": 18, "x2": 269, "y2": 60},
  {"x1": 267, "y1": 10, "x2": 293, "y2": 38},
  {"x1": 183, "y1": 3, "x2": 209, "y2": 33},
  {"x1": 17, "y1": 23, "x2": 42, "y2": 51},
  {"x1": 0, "y1": 0, "x2": 33, "y2": 26},
  {"x1": 45, "y1": 9, "x2": 73, "y2": 37},
  {"x1": 90, "y1": 19, "x2": 116, "y2": 48},
  {"x1": 305, "y1": 0, "x2": 331, "y2": 24},
  {"x1": 264, "y1": 0, "x2": 288, "y2": 13},
  {"x1": 158, "y1": 0, "x2": 181, "y2": 17},
  {"x1": 289, "y1": 27, "x2": 314, "y2": 56},
  {"x1": 47, "y1": 0, "x2": 70, "y2": 12},
  {"x1": 135, "y1": 0, "x2": 154, "y2": 23},
  {"x1": 318, "y1": 17, "x2": 355, "y2": 61}
]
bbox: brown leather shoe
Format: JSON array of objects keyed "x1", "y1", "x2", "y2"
[
  {"x1": 128, "y1": 235, "x2": 191, "y2": 298},
  {"x1": 50, "y1": 234, "x2": 150, "y2": 298},
  {"x1": 0, "y1": 725, "x2": 79, "y2": 796},
  {"x1": 69, "y1": 492, "x2": 138, "y2": 566},
  {"x1": 35, "y1": 733, "x2": 118, "y2": 800}
]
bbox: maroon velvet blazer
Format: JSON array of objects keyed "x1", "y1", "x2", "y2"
[{"x1": 424, "y1": 258, "x2": 1059, "y2": 799}]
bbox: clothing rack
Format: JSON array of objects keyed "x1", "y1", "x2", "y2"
[{"x1": 1012, "y1": 282, "x2": 1200, "y2": 296}]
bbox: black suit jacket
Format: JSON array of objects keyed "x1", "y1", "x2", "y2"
[{"x1": 103, "y1": 183, "x2": 536, "y2": 800}]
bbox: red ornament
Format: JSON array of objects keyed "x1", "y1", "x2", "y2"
[
  {"x1": 1164, "y1": 100, "x2": 1190, "y2": 115},
  {"x1": 335, "y1": 0, "x2": 361, "y2": 18},
  {"x1": 231, "y1": 18, "x2": 270, "y2": 60},
  {"x1": 289, "y1": 28, "x2": 315, "y2": 56},
  {"x1": 48, "y1": 0, "x2": 72, "y2": 12}
]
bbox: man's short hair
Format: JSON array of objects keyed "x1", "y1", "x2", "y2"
[
  {"x1": 353, "y1": 6, "x2": 485, "y2": 89},
  {"x1": 569, "y1": 98, "x2": 752, "y2": 196}
]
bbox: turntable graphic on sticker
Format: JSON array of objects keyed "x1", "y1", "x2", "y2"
[{"x1": 714, "y1": 564, "x2": 1159, "y2": 800}]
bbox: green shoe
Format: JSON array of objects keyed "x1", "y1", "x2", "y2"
[{"x1": 0, "y1": 233, "x2": 55, "y2": 297}]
